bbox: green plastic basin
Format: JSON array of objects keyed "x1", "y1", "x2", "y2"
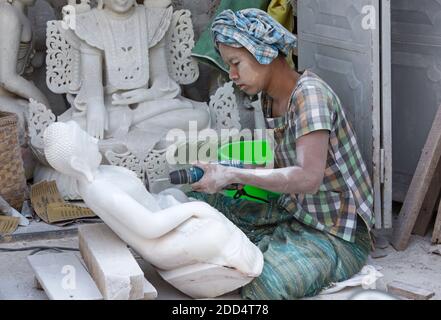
[{"x1": 218, "y1": 140, "x2": 280, "y2": 203}]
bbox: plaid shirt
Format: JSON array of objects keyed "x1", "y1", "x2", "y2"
[{"x1": 263, "y1": 70, "x2": 374, "y2": 242}]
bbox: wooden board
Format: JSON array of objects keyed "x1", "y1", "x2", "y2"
[
  {"x1": 28, "y1": 252, "x2": 103, "y2": 300},
  {"x1": 392, "y1": 104, "x2": 441, "y2": 251},
  {"x1": 387, "y1": 281, "x2": 435, "y2": 300},
  {"x1": 413, "y1": 161, "x2": 441, "y2": 236},
  {"x1": 432, "y1": 200, "x2": 441, "y2": 244}
]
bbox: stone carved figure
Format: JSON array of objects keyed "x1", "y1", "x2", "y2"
[
  {"x1": 27, "y1": 0, "x2": 69, "y2": 117},
  {"x1": 31, "y1": 0, "x2": 213, "y2": 198},
  {"x1": 43, "y1": 120, "x2": 263, "y2": 298},
  {"x1": 51, "y1": 0, "x2": 209, "y2": 149},
  {"x1": 0, "y1": 0, "x2": 50, "y2": 146}
]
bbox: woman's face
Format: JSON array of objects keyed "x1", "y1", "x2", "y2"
[
  {"x1": 218, "y1": 43, "x2": 270, "y2": 96},
  {"x1": 103, "y1": 0, "x2": 135, "y2": 13}
]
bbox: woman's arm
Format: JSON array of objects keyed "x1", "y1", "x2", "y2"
[{"x1": 192, "y1": 130, "x2": 330, "y2": 195}]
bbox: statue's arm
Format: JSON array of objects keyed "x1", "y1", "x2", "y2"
[
  {"x1": 148, "y1": 37, "x2": 181, "y2": 99},
  {"x1": 91, "y1": 182, "x2": 203, "y2": 239},
  {"x1": 79, "y1": 44, "x2": 108, "y2": 139},
  {"x1": 0, "y1": 6, "x2": 49, "y2": 106},
  {"x1": 80, "y1": 45, "x2": 105, "y2": 105}
]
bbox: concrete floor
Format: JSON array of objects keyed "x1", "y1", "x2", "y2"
[
  {"x1": 0, "y1": 235, "x2": 243, "y2": 300},
  {"x1": 1, "y1": 229, "x2": 441, "y2": 300},
  {"x1": 368, "y1": 233, "x2": 441, "y2": 299},
  {"x1": 311, "y1": 232, "x2": 441, "y2": 300}
]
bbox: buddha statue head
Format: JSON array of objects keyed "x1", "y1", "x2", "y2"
[{"x1": 44, "y1": 121, "x2": 102, "y2": 182}]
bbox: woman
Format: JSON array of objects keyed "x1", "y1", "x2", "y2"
[{"x1": 188, "y1": 8, "x2": 374, "y2": 300}]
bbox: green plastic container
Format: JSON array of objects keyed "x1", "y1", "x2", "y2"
[{"x1": 218, "y1": 140, "x2": 281, "y2": 203}]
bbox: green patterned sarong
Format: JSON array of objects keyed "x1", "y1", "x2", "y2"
[{"x1": 187, "y1": 192, "x2": 371, "y2": 300}]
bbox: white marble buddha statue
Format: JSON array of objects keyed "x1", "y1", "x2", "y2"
[
  {"x1": 58, "y1": 0, "x2": 210, "y2": 155},
  {"x1": 43, "y1": 120, "x2": 263, "y2": 298},
  {"x1": 0, "y1": 0, "x2": 49, "y2": 145}
]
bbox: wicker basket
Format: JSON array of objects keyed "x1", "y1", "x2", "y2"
[{"x1": 0, "y1": 111, "x2": 27, "y2": 210}]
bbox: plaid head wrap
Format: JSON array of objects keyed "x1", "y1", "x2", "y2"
[{"x1": 211, "y1": 8, "x2": 297, "y2": 65}]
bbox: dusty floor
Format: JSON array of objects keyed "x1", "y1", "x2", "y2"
[
  {"x1": 1, "y1": 228, "x2": 441, "y2": 300},
  {"x1": 368, "y1": 233, "x2": 441, "y2": 299},
  {"x1": 0, "y1": 236, "x2": 241, "y2": 300},
  {"x1": 311, "y1": 231, "x2": 441, "y2": 300}
]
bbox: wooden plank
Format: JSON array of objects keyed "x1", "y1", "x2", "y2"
[
  {"x1": 78, "y1": 224, "x2": 145, "y2": 300},
  {"x1": 432, "y1": 199, "x2": 441, "y2": 244},
  {"x1": 429, "y1": 244, "x2": 441, "y2": 255},
  {"x1": 392, "y1": 104, "x2": 441, "y2": 251},
  {"x1": 413, "y1": 161, "x2": 441, "y2": 236},
  {"x1": 381, "y1": 0, "x2": 393, "y2": 229},
  {"x1": 387, "y1": 281, "x2": 435, "y2": 300},
  {"x1": 372, "y1": 0, "x2": 382, "y2": 229},
  {"x1": 28, "y1": 253, "x2": 103, "y2": 300},
  {"x1": 370, "y1": 248, "x2": 388, "y2": 259}
]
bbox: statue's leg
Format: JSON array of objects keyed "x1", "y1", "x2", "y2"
[
  {"x1": 130, "y1": 99, "x2": 190, "y2": 126},
  {"x1": 134, "y1": 99, "x2": 210, "y2": 132},
  {"x1": 106, "y1": 105, "x2": 133, "y2": 138}
]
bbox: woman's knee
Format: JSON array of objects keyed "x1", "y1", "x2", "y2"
[{"x1": 241, "y1": 255, "x2": 333, "y2": 300}]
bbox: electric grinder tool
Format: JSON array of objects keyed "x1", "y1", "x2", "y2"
[{"x1": 166, "y1": 160, "x2": 244, "y2": 185}]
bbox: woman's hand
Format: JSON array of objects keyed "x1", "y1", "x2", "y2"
[{"x1": 191, "y1": 163, "x2": 234, "y2": 194}]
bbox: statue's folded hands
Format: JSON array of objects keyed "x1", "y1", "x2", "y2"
[{"x1": 111, "y1": 88, "x2": 154, "y2": 106}]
